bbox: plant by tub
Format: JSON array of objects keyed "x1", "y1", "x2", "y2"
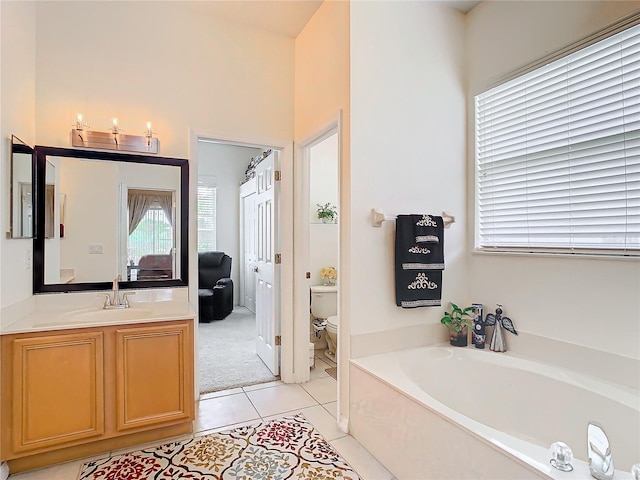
[
  {"x1": 316, "y1": 203, "x2": 338, "y2": 223},
  {"x1": 441, "y1": 303, "x2": 474, "y2": 347}
]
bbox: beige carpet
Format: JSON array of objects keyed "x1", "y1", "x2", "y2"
[{"x1": 198, "y1": 307, "x2": 277, "y2": 394}]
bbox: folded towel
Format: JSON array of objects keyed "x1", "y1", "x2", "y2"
[
  {"x1": 395, "y1": 270, "x2": 443, "y2": 308},
  {"x1": 395, "y1": 215, "x2": 444, "y2": 269},
  {"x1": 394, "y1": 214, "x2": 445, "y2": 308}
]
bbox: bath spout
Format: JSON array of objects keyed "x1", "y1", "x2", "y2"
[{"x1": 588, "y1": 422, "x2": 614, "y2": 480}]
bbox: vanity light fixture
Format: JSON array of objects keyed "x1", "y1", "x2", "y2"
[
  {"x1": 74, "y1": 113, "x2": 89, "y2": 131},
  {"x1": 144, "y1": 121, "x2": 154, "y2": 146},
  {"x1": 71, "y1": 116, "x2": 159, "y2": 154}
]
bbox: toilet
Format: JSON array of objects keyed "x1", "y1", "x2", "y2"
[
  {"x1": 324, "y1": 315, "x2": 339, "y2": 363},
  {"x1": 310, "y1": 285, "x2": 338, "y2": 362}
]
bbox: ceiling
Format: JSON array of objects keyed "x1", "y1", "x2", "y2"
[{"x1": 184, "y1": 1, "x2": 482, "y2": 39}]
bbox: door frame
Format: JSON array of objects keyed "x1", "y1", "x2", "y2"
[
  {"x1": 293, "y1": 112, "x2": 342, "y2": 388},
  {"x1": 188, "y1": 129, "x2": 295, "y2": 396}
]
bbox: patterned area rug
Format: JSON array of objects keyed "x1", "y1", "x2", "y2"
[{"x1": 78, "y1": 414, "x2": 360, "y2": 479}]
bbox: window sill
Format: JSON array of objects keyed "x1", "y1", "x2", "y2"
[{"x1": 471, "y1": 248, "x2": 640, "y2": 262}]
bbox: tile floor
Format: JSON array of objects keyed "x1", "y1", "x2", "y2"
[{"x1": 8, "y1": 354, "x2": 395, "y2": 480}]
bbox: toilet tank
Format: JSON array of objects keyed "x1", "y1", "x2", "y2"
[{"x1": 310, "y1": 285, "x2": 338, "y2": 319}]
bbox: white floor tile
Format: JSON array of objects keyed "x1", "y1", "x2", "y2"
[
  {"x1": 199, "y1": 387, "x2": 243, "y2": 400},
  {"x1": 242, "y1": 379, "x2": 283, "y2": 392},
  {"x1": 322, "y1": 401, "x2": 338, "y2": 419},
  {"x1": 301, "y1": 376, "x2": 337, "y2": 404},
  {"x1": 331, "y1": 436, "x2": 394, "y2": 480},
  {"x1": 245, "y1": 383, "x2": 317, "y2": 417},
  {"x1": 8, "y1": 460, "x2": 83, "y2": 479},
  {"x1": 194, "y1": 392, "x2": 260, "y2": 432},
  {"x1": 297, "y1": 405, "x2": 347, "y2": 441},
  {"x1": 194, "y1": 418, "x2": 262, "y2": 438},
  {"x1": 309, "y1": 358, "x2": 331, "y2": 380}
]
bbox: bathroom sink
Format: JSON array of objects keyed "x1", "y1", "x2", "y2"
[{"x1": 32, "y1": 307, "x2": 156, "y2": 328}]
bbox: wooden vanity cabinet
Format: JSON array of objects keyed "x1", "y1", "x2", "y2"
[
  {"x1": 115, "y1": 323, "x2": 192, "y2": 430},
  {"x1": 10, "y1": 331, "x2": 105, "y2": 453},
  {"x1": 0, "y1": 319, "x2": 194, "y2": 472}
]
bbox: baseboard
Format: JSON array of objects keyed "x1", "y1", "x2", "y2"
[{"x1": 0, "y1": 461, "x2": 9, "y2": 480}]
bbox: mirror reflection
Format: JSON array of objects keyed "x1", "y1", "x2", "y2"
[
  {"x1": 33, "y1": 146, "x2": 188, "y2": 294},
  {"x1": 44, "y1": 156, "x2": 180, "y2": 284},
  {"x1": 9, "y1": 135, "x2": 34, "y2": 239}
]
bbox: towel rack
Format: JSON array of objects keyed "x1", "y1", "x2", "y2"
[{"x1": 371, "y1": 209, "x2": 455, "y2": 228}]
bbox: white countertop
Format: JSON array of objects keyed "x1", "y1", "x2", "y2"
[{"x1": 1, "y1": 288, "x2": 195, "y2": 335}]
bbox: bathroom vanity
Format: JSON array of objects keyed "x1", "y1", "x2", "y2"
[{"x1": 0, "y1": 293, "x2": 195, "y2": 473}]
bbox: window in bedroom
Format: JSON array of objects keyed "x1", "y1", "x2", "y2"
[
  {"x1": 475, "y1": 21, "x2": 640, "y2": 256},
  {"x1": 198, "y1": 175, "x2": 217, "y2": 252},
  {"x1": 127, "y1": 189, "x2": 174, "y2": 266}
]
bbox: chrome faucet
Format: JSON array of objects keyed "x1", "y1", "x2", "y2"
[
  {"x1": 99, "y1": 275, "x2": 135, "y2": 309},
  {"x1": 588, "y1": 421, "x2": 614, "y2": 480}
]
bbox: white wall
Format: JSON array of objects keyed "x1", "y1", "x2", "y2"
[
  {"x1": 309, "y1": 134, "x2": 339, "y2": 286},
  {"x1": 58, "y1": 157, "x2": 119, "y2": 283},
  {"x1": 0, "y1": 1, "x2": 294, "y2": 304},
  {"x1": 349, "y1": 2, "x2": 467, "y2": 356},
  {"x1": 466, "y1": 1, "x2": 640, "y2": 359},
  {"x1": 198, "y1": 142, "x2": 262, "y2": 304},
  {"x1": 1, "y1": 1, "x2": 36, "y2": 308},
  {"x1": 34, "y1": 2, "x2": 294, "y2": 157}
]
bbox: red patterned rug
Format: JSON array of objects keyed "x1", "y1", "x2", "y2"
[{"x1": 78, "y1": 413, "x2": 361, "y2": 479}]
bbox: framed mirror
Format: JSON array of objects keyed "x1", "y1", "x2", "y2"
[
  {"x1": 9, "y1": 135, "x2": 34, "y2": 239},
  {"x1": 33, "y1": 146, "x2": 188, "y2": 293}
]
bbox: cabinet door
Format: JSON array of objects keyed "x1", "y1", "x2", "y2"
[
  {"x1": 12, "y1": 332, "x2": 104, "y2": 452},
  {"x1": 115, "y1": 322, "x2": 193, "y2": 431}
]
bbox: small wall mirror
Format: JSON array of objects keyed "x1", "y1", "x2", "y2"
[
  {"x1": 9, "y1": 135, "x2": 34, "y2": 239},
  {"x1": 33, "y1": 146, "x2": 188, "y2": 293}
]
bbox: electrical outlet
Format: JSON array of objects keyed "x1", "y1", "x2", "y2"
[
  {"x1": 25, "y1": 249, "x2": 31, "y2": 270},
  {"x1": 88, "y1": 244, "x2": 104, "y2": 255}
]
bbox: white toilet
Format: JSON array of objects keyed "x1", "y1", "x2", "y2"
[{"x1": 310, "y1": 285, "x2": 338, "y2": 363}]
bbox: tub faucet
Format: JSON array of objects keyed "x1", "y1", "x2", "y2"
[
  {"x1": 588, "y1": 421, "x2": 614, "y2": 480},
  {"x1": 99, "y1": 275, "x2": 134, "y2": 309},
  {"x1": 484, "y1": 305, "x2": 517, "y2": 352}
]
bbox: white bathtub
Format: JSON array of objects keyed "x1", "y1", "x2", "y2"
[{"x1": 350, "y1": 346, "x2": 639, "y2": 480}]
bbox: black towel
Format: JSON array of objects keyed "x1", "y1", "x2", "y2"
[
  {"x1": 395, "y1": 270, "x2": 443, "y2": 308},
  {"x1": 395, "y1": 215, "x2": 445, "y2": 308},
  {"x1": 395, "y1": 215, "x2": 444, "y2": 269}
]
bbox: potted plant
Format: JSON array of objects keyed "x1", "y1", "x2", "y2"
[
  {"x1": 440, "y1": 302, "x2": 474, "y2": 347},
  {"x1": 316, "y1": 203, "x2": 338, "y2": 223}
]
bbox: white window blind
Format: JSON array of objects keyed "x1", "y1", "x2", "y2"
[
  {"x1": 128, "y1": 207, "x2": 173, "y2": 264},
  {"x1": 198, "y1": 176, "x2": 216, "y2": 252},
  {"x1": 475, "y1": 23, "x2": 640, "y2": 255}
]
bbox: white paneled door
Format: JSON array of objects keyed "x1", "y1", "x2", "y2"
[
  {"x1": 255, "y1": 151, "x2": 280, "y2": 376},
  {"x1": 241, "y1": 181, "x2": 257, "y2": 314}
]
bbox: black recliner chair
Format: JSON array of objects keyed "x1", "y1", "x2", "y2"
[{"x1": 198, "y1": 251, "x2": 234, "y2": 322}]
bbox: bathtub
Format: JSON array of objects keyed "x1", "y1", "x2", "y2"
[{"x1": 349, "y1": 346, "x2": 639, "y2": 480}]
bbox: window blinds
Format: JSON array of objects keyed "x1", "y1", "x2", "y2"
[
  {"x1": 475, "y1": 24, "x2": 640, "y2": 254},
  {"x1": 197, "y1": 176, "x2": 217, "y2": 252}
]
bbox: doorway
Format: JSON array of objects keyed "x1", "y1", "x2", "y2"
[
  {"x1": 195, "y1": 139, "x2": 281, "y2": 395},
  {"x1": 293, "y1": 117, "x2": 341, "y2": 386}
]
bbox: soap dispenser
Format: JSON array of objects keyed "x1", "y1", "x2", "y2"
[{"x1": 471, "y1": 303, "x2": 485, "y2": 349}]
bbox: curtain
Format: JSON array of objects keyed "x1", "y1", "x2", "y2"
[
  {"x1": 128, "y1": 189, "x2": 174, "y2": 235},
  {"x1": 156, "y1": 190, "x2": 173, "y2": 227},
  {"x1": 128, "y1": 190, "x2": 156, "y2": 235},
  {"x1": 45, "y1": 184, "x2": 55, "y2": 238}
]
